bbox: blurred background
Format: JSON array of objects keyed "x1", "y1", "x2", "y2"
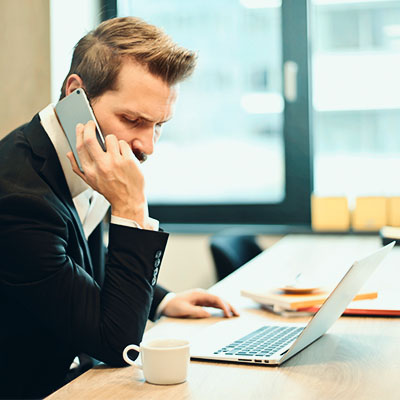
[{"x1": 1, "y1": 0, "x2": 399, "y2": 290}]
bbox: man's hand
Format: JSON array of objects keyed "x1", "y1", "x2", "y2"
[
  {"x1": 162, "y1": 289, "x2": 239, "y2": 319},
  {"x1": 67, "y1": 121, "x2": 152, "y2": 229}
]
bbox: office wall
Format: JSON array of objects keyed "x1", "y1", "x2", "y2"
[
  {"x1": 157, "y1": 234, "x2": 217, "y2": 292},
  {"x1": 0, "y1": 0, "x2": 51, "y2": 138},
  {"x1": 158, "y1": 234, "x2": 282, "y2": 293},
  {"x1": 0, "y1": 0, "x2": 101, "y2": 139}
]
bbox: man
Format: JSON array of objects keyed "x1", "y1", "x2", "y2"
[{"x1": 0, "y1": 17, "x2": 237, "y2": 399}]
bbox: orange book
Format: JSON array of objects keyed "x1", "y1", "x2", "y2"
[
  {"x1": 241, "y1": 289, "x2": 378, "y2": 311},
  {"x1": 298, "y1": 290, "x2": 400, "y2": 316}
]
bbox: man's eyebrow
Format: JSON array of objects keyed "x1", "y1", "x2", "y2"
[{"x1": 121, "y1": 109, "x2": 172, "y2": 124}]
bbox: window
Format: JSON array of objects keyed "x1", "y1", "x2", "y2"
[
  {"x1": 119, "y1": 0, "x2": 285, "y2": 206},
  {"x1": 103, "y1": 0, "x2": 313, "y2": 225},
  {"x1": 311, "y1": 0, "x2": 400, "y2": 198}
]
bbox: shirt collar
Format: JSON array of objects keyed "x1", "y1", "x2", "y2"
[{"x1": 39, "y1": 104, "x2": 89, "y2": 199}]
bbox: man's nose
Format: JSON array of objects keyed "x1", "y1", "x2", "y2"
[{"x1": 134, "y1": 126, "x2": 156, "y2": 156}]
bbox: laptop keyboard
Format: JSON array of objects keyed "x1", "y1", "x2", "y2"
[{"x1": 213, "y1": 325, "x2": 304, "y2": 357}]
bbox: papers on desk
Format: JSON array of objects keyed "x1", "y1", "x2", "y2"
[
  {"x1": 241, "y1": 288, "x2": 381, "y2": 317},
  {"x1": 329, "y1": 290, "x2": 400, "y2": 316}
]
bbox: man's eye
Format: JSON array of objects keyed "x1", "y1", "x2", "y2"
[
  {"x1": 154, "y1": 123, "x2": 163, "y2": 136},
  {"x1": 124, "y1": 117, "x2": 140, "y2": 127}
]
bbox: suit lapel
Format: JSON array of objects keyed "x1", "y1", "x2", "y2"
[{"x1": 23, "y1": 114, "x2": 94, "y2": 276}]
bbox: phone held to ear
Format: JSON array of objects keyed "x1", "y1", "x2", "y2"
[{"x1": 55, "y1": 88, "x2": 106, "y2": 172}]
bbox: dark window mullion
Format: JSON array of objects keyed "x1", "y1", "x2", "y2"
[
  {"x1": 101, "y1": 0, "x2": 117, "y2": 21},
  {"x1": 281, "y1": 0, "x2": 313, "y2": 225}
]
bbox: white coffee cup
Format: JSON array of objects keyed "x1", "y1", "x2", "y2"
[{"x1": 123, "y1": 338, "x2": 190, "y2": 385}]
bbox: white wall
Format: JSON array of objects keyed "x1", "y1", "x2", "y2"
[
  {"x1": 50, "y1": 0, "x2": 101, "y2": 102},
  {"x1": 157, "y1": 234, "x2": 217, "y2": 292},
  {"x1": 158, "y1": 234, "x2": 282, "y2": 292},
  {"x1": 0, "y1": 0, "x2": 50, "y2": 138}
]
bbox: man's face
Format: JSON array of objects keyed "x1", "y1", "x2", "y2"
[{"x1": 90, "y1": 60, "x2": 177, "y2": 161}]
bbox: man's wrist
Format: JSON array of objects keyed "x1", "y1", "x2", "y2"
[
  {"x1": 111, "y1": 215, "x2": 142, "y2": 229},
  {"x1": 111, "y1": 209, "x2": 145, "y2": 227},
  {"x1": 155, "y1": 292, "x2": 176, "y2": 318},
  {"x1": 111, "y1": 215, "x2": 159, "y2": 231}
]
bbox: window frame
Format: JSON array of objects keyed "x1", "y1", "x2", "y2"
[{"x1": 102, "y1": 0, "x2": 313, "y2": 226}]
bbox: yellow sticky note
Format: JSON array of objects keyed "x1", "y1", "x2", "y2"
[
  {"x1": 387, "y1": 197, "x2": 400, "y2": 227},
  {"x1": 311, "y1": 195, "x2": 350, "y2": 232},
  {"x1": 352, "y1": 197, "x2": 387, "y2": 231}
]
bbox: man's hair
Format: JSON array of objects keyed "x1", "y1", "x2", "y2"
[{"x1": 59, "y1": 17, "x2": 197, "y2": 100}]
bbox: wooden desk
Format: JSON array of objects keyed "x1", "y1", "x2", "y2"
[{"x1": 47, "y1": 235, "x2": 400, "y2": 400}]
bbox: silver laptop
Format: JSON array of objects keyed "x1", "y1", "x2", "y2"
[{"x1": 191, "y1": 242, "x2": 394, "y2": 366}]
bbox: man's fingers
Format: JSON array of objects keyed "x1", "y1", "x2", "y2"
[
  {"x1": 192, "y1": 292, "x2": 234, "y2": 318},
  {"x1": 189, "y1": 306, "x2": 211, "y2": 319},
  {"x1": 74, "y1": 122, "x2": 92, "y2": 167},
  {"x1": 66, "y1": 152, "x2": 86, "y2": 181},
  {"x1": 198, "y1": 292, "x2": 240, "y2": 317},
  {"x1": 81, "y1": 120, "x2": 105, "y2": 161},
  {"x1": 119, "y1": 140, "x2": 139, "y2": 163},
  {"x1": 229, "y1": 303, "x2": 240, "y2": 317},
  {"x1": 162, "y1": 290, "x2": 239, "y2": 319},
  {"x1": 104, "y1": 134, "x2": 120, "y2": 156}
]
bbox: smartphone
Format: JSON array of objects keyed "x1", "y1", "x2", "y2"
[{"x1": 55, "y1": 88, "x2": 106, "y2": 172}]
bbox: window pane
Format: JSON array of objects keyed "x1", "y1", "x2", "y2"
[
  {"x1": 311, "y1": 0, "x2": 400, "y2": 197},
  {"x1": 118, "y1": 0, "x2": 285, "y2": 204}
]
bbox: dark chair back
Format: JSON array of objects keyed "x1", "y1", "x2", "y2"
[{"x1": 209, "y1": 235, "x2": 262, "y2": 281}]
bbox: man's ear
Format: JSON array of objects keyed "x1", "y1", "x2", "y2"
[{"x1": 65, "y1": 74, "x2": 84, "y2": 96}]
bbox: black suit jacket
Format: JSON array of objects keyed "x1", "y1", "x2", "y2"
[{"x1": 0, "y1": 114, "x2": 169, "y2": 399}]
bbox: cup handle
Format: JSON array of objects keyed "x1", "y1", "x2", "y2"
[{"x1": 123, "y1": 344, "x2": 141, "y2": 367}]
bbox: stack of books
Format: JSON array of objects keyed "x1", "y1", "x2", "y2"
[{"x1": 241, "y1": 288, "x2": 379, "y2": 317}]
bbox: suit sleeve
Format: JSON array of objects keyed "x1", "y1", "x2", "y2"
[
  {"x1": 150, "y1": 284, "x2": 169, "y2": 321},
  {"x1": 88, "y1": 222, "x2": 169, "y2": 321},
  {"x1": 0, "y1": 194, "x2": 169, "y2": 367}
]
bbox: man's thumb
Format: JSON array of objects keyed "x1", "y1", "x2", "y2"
[{"x1": 191, "y1": 306, "x2": 211, "y2": 319}]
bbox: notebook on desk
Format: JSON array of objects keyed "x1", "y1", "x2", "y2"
[{"x1": 190, "y1": 242, "x2": 394, "y2": 366}]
